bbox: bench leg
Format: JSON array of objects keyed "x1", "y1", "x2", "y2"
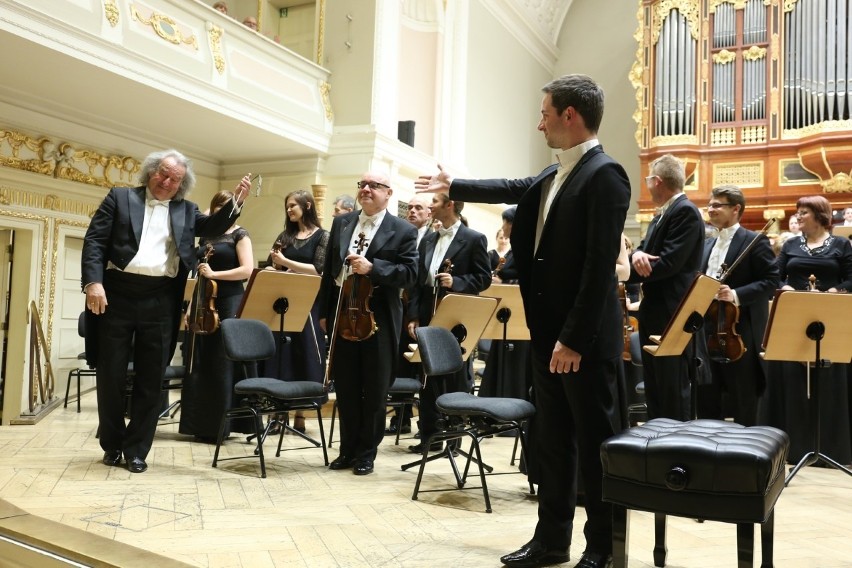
[
  {"x1": 736, "y1": 522, "x2": 754, "y2": 567},
  {"x1": 760, "y1": 511, "x2": 775, "y2": 568},
  {"x1": 653, "y1": 513, "x2": 667, "y2": 567},
  {"x1": 612, "y1": 505, "x2": 629, "y2": 568}
]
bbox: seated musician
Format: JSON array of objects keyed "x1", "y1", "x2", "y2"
[{"x1": 406, "y1": 193, "x2": 491, "y2": 454}]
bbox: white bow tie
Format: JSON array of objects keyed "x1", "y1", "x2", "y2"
[
  {"x1": 359, "y1": 214, "x2": 378, "y2": 227},
  {"x1": 148, "y1": 199, "x2": 170, "y2": 207},
  {"x1": 438, "y1": 228, "x2": 454, "y2": 238}
]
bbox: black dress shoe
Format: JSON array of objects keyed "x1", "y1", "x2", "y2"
[
  {"x1": 127, "y1": 457, "x2": 147, "y2": 473},
  {"x1": 408, "y1": 441, "x2": 443, "y2": 454},
  {"x1": 500, "y1": 540, "x2": 570, "y2": 567},
  {"x1": 384, "y1": 423, "x2": 412, "y2": 435},
  {"x1": 352, "y1": 460, "x2": 374, "y2": 475},
  {"x1": 575, "y1": 551, "x2": 612, "y2": 568},
  {"x1": 102, "y1": 450, "x2": 122, "y2": 467},
  {"x1": 329, "y1": 455, "x2": 355, "y2": 470}
]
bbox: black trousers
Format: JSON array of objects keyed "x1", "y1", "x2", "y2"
[
  {"x1": 96, "y1": 278, "x2": 176, "y2": 460},
  {"x1": 529, "y1": 348, "x2": 623, "y2": 553}
]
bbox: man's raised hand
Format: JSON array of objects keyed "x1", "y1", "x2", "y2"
[{"x1": 415, "y1": 164, "x2": 452, "y2": 194}]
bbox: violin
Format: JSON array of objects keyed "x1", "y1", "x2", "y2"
[
  {"x1": 492, "y1": 256, "x2": 506, "y2": 279},
  {"x1": 337, "y1": 232, "x2": 378, "y2": 342},
  {"x1": 190, "y1": 243, "x2": 219, "y2": 335},
  {"x1": 270, "y1": 238, "x2": 285, "y2": 270},
  {"x1": 618, "y1": 283, "x2": 638, "y2": 361},
  {"x1": 807, "y1": 274, "x2": 818, "y2": 291},
  {"x1": 432, "y1": 258, "x2": 454, "y2": 316},
  {"x1": 705, "y1": 218, "x2": 774, "y2": 363}
]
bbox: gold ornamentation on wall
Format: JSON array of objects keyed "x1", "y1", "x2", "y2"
[
  {"x1": 131, "y1": 4, "x2": 198, "y2": 49},
  {"x1": 631, "y1": 0, "x2": 646, "y2": 147},
  {"x1": 652, "y1": 0, "x2": 700, "y2": 45},
  {"x1": 0, "y1": 207, "x2": 49, "y2": 325},
  {"x1": 207, "y1": 23, "x2": 225, "y2": 75},
  {"x1": 782, "y1": 0, "x2": 800, "y2": 13},
  {"x1": 103, "y1": 0, "x2": 119, "y2": 27},
  {"x1": 712, "y1": 161, "x2": 764, "y2": 187},
  {"x1": 823, "y1": 173, "x2": 852, "y2": 193},
  {"x1": 743, "y1": 45, "x2": 767, "y2": 61},
  {"x1": 0, "y1": 128, "x2": 140, "y2": 192},
  {"x1": 311, "y1": 184, "x2": 327, "y2": 223},
  {"x1": 650, "y1": 134, "x2": 699, "y2": 147},
  {"x1": 709, "y1": 0, "x2": 748, "y2": 12},
  {"x1": 316, "y1": 0, "x2": 326, "y2": 66},
  {"x1": 712, "y1": 49, "x2": 736, "y2": 64},
  {"x1": 782, "y1": 120, "x2": 852, "y2": 139},
  {"x1": 320, "y1": 81, "x2": 334, "y2": 122}
]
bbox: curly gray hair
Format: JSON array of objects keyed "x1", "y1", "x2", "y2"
[{"x1": 138, "y1": 149, "x2": 196, "y2": 201}]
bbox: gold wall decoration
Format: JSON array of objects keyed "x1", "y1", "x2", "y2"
[
  {"x1": 743, "y1": 45, "x2": 767, "y2": 61},
  {"x1": 131, "y1": 4, "x2": 198, "y2": 49},
  {"x1": 0, "y1": 206, "x2": 49, "y2": 322},
  {"x1": 782, "y1": 0, "x2": 800, "y2": 12},
  {"x1": 742, "y1": 125, "x2": 766, "y2": 144},
  {"x1": 823, "y1": 173, "x2": 852, "y2": 193},
  {"x1": 103, "y1": 0, "x2": 119, "y2": 27},
  {"x1": 631, "y1": 0, "x2": 647, "y2": 148},
  {"x1": 712, "y1": 161, "x2": 764, "y2": 187},
  {"x1": 311, "y1": 184, "x2": 327, "y2": 223},
  {"x1": 207, "y1": 23, "x2": 225, "y2": 75},
  {"x1": 711, "y1": 127, "x2": 736, "y2": 145},
  {"x1": 320, "y1": 81, "x2": 334, "y2": 122},
  {"x1": 0, "y1": 128, "x2": 139, "y2": 192},
  {"x1": 712, "y1": 49, "x2": 736, "y2": 64},
  {"x1": 782, "y1": 120, "x2": 852, "y2": 139},
  {"x1": 709, "y1": 0, "x2": 748, "y2": 12},
  {"x1": 316, "y1": 0, "x2": 326, "y2": 66},
  {"x1": 652, "y1": 0, "x2": 700, "y2": 45},
  {"x1": 650, "y1": 134, "x2": 699, "y2": 147}
]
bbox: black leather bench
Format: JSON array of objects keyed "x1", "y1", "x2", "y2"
[{"x1": 601, "y1": 418, "x2": 789, "y2": 568}]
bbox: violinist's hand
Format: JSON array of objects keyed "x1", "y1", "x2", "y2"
[
  {"x1": 198, "y1": 262, "x2": 214, "y2": 279},
  {"x1": 780, "y1": 285, "x2": 795, "y2": 291},
  {"x1": 407, "y1": 319, "x2": 419, "y2": 340},
  {"x1": 631, "y1": 251, "x2": 659, "y2": 278},
  {"x1": 415, "y1": 164, "x2": 452, "y2": 194},
  {"x1": 346, "y1": 253, "x2": 373, "y2": 275},
  {"x1": 716, "y1": 284, "x2": 734, "y2": 302},
  {"x1": 436, "y1": 272, "x2": 453, "y2": 289},
  {"x1": 550, "y1": 340, "x2": 581, "y2": 374},
  {"x1": 492, "y1": 274, "x2": 503, "y2": 284},
  {"x1": 85, "y1": 283, "x2": 107, "y2": 315},
  {"x1": 270, "y1": 249, "x2": 287, "y2": 269},
  {"x1": 234, "y1": 174, "x2": 252, "y2": 205}
]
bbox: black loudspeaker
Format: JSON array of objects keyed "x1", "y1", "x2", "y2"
[{"x1": 398, "y1": 120, "x2": 415, "y2": 147}]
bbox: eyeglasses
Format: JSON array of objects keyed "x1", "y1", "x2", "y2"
[
  {"x1": 706, "y1": 203, "x2": 735, "y2": 210},
  {"x1": 356, "y1": 181, "x2": 390, "y2": 190}
]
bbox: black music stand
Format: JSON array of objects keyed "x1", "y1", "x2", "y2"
[
  {"x1": 479, "y1": 283, "x2": 530, "y2": 393},
  {"x1": 236, "y1": 268, "x2": 322, "y2": 446},
  {"x1": 761, "y1": 290, "x2": 852, "y2": 485},
  {"x1": 400, "y1": 294, "x2": 499, "y2": 478},
  {"x1": 642, "y1": 274, "x2": 720, "y2": 419}
]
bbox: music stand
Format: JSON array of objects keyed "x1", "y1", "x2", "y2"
[
  {"x1": 236, "y1": 268, "x2": 322, "y2": 445},
  {"x1": 401, "y1": 294, "x2": 499, "y2": 477},
  {"x1": 479, "y1": 284, "x2": 529, "y2": 397},
  {"x1": 761, "y1": 290, "x2": 852, "y2": 485},
  {"x1": 642, "y1": 274, "x2": 720, "y2": 418}
]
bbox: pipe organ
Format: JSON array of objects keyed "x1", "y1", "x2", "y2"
[{"x1": 633, "y1": 0, "x2": 852, "y2": 229}]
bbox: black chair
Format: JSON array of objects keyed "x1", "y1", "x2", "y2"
[
  {"x1": 626, "y1": 331, "x2": 648, "y2": 426},
  {"x1": 211, "y1": 318, "x2": 328, "y2": 478},
  {"x1": 65, "y1": 312, "x2": 95, "y2": 413},
  {"x1": 328, "y1": 377, "x2": 421, "y2": 447},
  {"x1": 404, "y1": 326, "x2": 535, "y2": 513}
]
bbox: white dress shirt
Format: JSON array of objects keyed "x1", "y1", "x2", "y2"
[
  {"x1": 121, "y1": 191, "x2": 178, "y2": 277},
  {"x1": 427, "y1": 220, "x2": 460, "y2": 287}
]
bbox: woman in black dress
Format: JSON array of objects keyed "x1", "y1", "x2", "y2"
[
  {"x1": 264, "y1": 189, "x2": 330, "y2": 433},
  {"x1": 764, "y1": 195, "x2": 852, "y2": 466},
  {"x1": 179, "y1": 190, "x2": 254, "y2": 441}
]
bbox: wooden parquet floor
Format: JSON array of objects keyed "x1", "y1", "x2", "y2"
[{"x1": 1, "y1": 392, "x2": 851, "y2": 567}]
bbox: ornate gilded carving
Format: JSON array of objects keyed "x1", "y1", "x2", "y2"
[
  {"x1": 0, "y1": 128, "x2": 140, "y2": 192},
  {"x1": 631, "y1": 0, "x2": 645, "y2": 147},
  {"x1": 207, "y1": 23, "x2": 225, "y2": 75},
  {"x1": 316, "y1": 0, "x2": 326, "y2": 66},
  {"x1": 652, "y1": 0, "x2": 700, "y2": 45},
  {"x1": 103, "y1": 0, "x2": 119, "y2": 27},
  {"x1": 823, "y1": 173, "x2": 852, "y2": 193},
  {"x1": 782, "y1": 0, "x2": 799, "y2": 12},
  {"x1": 319, "y1": 81, "x2": 334, "y2": 122},
  {"x1": 709, "y1": 0, "x2": 748, "y2": 12},
  {"x1": 782, "y1": 120, "x2": 852, "y2": 139},
  {"x1": 712, "y1": 49, "x2": 736, "y2": 64},
  {"x1": 650, "y1": 134, "x2": 699, "y2": 147},
  {"x1": 713, "y1": 161, "x2": 764, "y2": 187},
  {"x1": 743, "y1": 45, "x2": 767, "y2": 61},
  {"x1": 131, "y1": 4, "x2": 198, "y2": 49}
]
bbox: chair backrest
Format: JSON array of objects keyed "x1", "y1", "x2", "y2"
[
  {"x1": 78, "y1": 311, "x2": 86, "y2": 338},
  {"x1": 220, "y1": 319, "x2": 276, "y2": 362},
  {"x1": 629, "y1": 330, "x2": 643, "y2": 367},
  {"x1": 415, "y1": 326, "x2": 464, "y2": 376}
]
